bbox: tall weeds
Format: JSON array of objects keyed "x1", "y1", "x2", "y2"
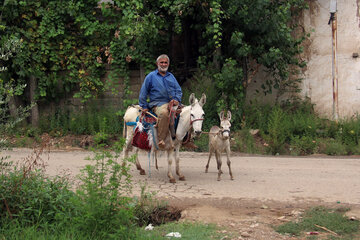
[{"x1": 0, "y1": 139, "x2": 166, "y2": 239}]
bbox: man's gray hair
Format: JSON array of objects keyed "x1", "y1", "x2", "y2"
[{"x1": 156, "y1": 54, "x2": 170, "y2": 63}]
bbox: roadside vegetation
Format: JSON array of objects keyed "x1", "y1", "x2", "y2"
[
  {"x1": 275, "y1": 206, "x2": 360, "y2": 239},
  {"x1": 0, "y1": 140, "x2": 229, "y2": 240},
  {"x1": 4, "y1": 99, "x2": 360, "y2": 157}
]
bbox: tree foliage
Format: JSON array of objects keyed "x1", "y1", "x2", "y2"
[{"x1": 1, "y1": 0, "x2": 308, "y2": 130}]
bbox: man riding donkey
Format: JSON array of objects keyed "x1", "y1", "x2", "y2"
[{"x1": 138, "y1": 54, "x2": 197, "y2": 149}]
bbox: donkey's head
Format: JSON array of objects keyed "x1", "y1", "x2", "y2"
[
  {"x1": 219, "y1": 110, "x2": 231, "y2": 140},
  {"x1": 189, "y1": 93, "x2": 206, "y2": 137}
]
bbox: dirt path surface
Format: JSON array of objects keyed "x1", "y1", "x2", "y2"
[{"x1": 3, "y1": 148, "x2": 360, "y2": 239}]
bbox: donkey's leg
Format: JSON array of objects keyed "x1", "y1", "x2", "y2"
[
  {"x1": 135, "y1": 148, "x2": 146, "y2": 175},
  {"x1": 215, "y1": 151, "x2": 222, "y2": 181},
  {"x1": 215, "y1": 150, "x2": 223, "y2": 174},
  {"x1": 122, "y1": 126, "x2": 133, "y2": 160},
  {"x1": 205, "y1": 145, "x2": 213, "y2": 173},
  {"x1": 155, "y1": 151, "x2": 159, "y2": 170},
  {"x1": 122, "y1": 128, "x2": 145, "y2": 175},
  {"x1": 226, "y1": 146, "x2": 233, "y2": 180},
  {"x1": 175, "y1": 145, "x2": 185, "y2": 181},
  {"x1": 167, "y1": 149, "x2": 176, "y2": 183}
]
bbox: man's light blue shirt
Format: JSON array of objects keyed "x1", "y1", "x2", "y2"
[{"x1": 139, "y1": 69, "x2": 182, "y2": 110}]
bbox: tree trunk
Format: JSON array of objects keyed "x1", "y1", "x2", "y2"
[
  {"x1": 8, "y1": 96, "x2": 18, "y2": 119},
  {"x1": 29, "y1": 75, "x2": 39, "y2": 127}
]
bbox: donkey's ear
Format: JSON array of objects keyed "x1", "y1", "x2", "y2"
[
  {"x1": 227, "y1": 110, "x2": 232, "y2": 121},
  {"x1": 219, "y1": 110, "x2": 224, "y2": 120},
  {"x1": 199, "y1": 93, "x2": 206, "y2": 107},
  {"x1": 189, "y1": 93, "x2": 195, "y2": 106}
]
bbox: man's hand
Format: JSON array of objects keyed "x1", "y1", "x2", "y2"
[
  {"x1": 170, "y1": 99, "x2": 179, "y2": 106},
  {"x1": 142, "y1": 108, "x2": 149, "y2": 113}
]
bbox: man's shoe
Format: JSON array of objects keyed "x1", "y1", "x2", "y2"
[{"x1": 183, "y1": 141, "x2": 198, "y2": 150}]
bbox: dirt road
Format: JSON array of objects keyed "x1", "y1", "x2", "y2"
[{"x1": 3, "y1": 148, "x2": 360, "y2": 239}]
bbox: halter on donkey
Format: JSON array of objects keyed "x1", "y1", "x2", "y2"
[{"x1": 122, "y1": 93, "x2": 206, "y2": 183}]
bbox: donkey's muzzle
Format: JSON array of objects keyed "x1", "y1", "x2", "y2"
[{"x1": 194, "y1": 130, "x2": 202, "y2": 137}]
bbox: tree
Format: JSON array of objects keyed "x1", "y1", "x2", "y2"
[
  {"x1": 1, "y1": 0, "x2": 308, "y2": 131},
  {"x1": 0, "y1": 25, "x2": 32, "y2": 147},
  {"x1": 1, "y1": 0, "x2": 117, "y2": 123}
]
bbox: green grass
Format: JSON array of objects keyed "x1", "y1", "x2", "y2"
[
  {"x1": 0, "y1": 221, "x2": 229, "y2": 240},
  {"x1": 135, "y1": 221, "x2": 231, "y2": 240},
  {"x1": 275, "y1": 206, "x2": 360, "y2": 238}
]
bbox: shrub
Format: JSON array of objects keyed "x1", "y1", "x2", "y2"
[
  {"x1": 317, "y1": 138, "x2": 347, "y2": 156},
  {"x1": 73, "y1": 146, "x2": 137, "y2": 239},
  {"x1": 232, "y1": 129, "x2": 261, "y2": 154},
  {"x1": 290, "y1": 135, "x2": 318, "y2": 156},
  {"x1": 0, "y1": 154, "x2": 76, "y2": 227},
  {"x1": 93, "y1": 131, "x2": 111, "y2": 147},
  {"x1": 338, "y1": 116, "x2": 360, "y2": 146},
  {"x1": 243, "y1": 103, "x2": 273, "y2": 131},
  {"x1": 37, "y1": 105, "x2": 123, "y2": 136},
  {"x1": 265, "y1": 106, "x2": 288, "y2": 154},
  {"x1": 193, "y1": 134, "x2": 209, "y2": 152}
]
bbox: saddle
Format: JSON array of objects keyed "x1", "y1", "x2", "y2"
[
  {"x1": 131, "y1": 105, "x2": 182, "y2": 150},
  {"x1": 131, "y1": 112, "x2": 157, "y2": 150}
]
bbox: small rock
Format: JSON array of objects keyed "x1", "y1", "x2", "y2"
[
  {"x1": 240, "y1": 232, "x2": 251, "y2": 238},
  {"x1": 345, "y1": 209, "x2": 360, "y2": 220},
  {"x1": 290, "y1": 210, "x2": 303, "y2": 217},
  {"x1": 145, "y1": 223, "x2": 154, "y2": 230},
  {"x1": 250, "y1": 223, "x2": 259, "y2": 228},
  {"x1": 249, "y1": 129, "x2": 259, "y2": 135},
  {"x1": 181, "y1": 210, "x2": 188, "y2": 218}
]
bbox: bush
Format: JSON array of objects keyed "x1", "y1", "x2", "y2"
[
  {"x1": 0, "y1": 157, "x2": 76, "y2": 227},
  {"x1": 337, "y1": 116, "x2": 360, "y2": 146},
  {"x1": 73, "y1": 147, "x2": 137, "y2": 239},
  {"x1": 265, "y1": 106, "x2": 289, "y2": 154},
  {"x1": 232, "y1": 129, "x2": 261, "y2": 154},
  {"x1": 38, "y1": 105, "x2": 123, "y2": 136},
  {"x1": 1, "y1": 141, "x2": 176, "y2": 239},
  {"x1": 290, "y1": 135, "x2": 318, "y2": 155},
  {"x1": 317, "y1": 138, "x2": 347, "y2": 156},
  {"x1": 193, "y1": 134, "x2": 209, "y2": 152}
]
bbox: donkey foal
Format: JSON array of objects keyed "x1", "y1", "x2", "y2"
[{"x1": 205, "y1": 110, "x2": 234, "y2": 181}]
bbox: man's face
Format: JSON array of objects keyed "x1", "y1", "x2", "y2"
[{"x1": 157, "y1": 58, "x2": 169, "y2": 73}]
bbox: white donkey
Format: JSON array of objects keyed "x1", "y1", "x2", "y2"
[
  {"x1": 205, "y1": 110, "x2": 233, "y2": 181},
  {"x1": 123, "y1": 93, "x2": 206, "y2": 183}
]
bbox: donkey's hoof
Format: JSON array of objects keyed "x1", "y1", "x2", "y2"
[
  {"x1": 205, "y1": 168, "x2": 208, "y2": 173},
  {"x1": 140, "y1": 169, "x2": 146, "y2": 175},
  {"x1": 179, "y1": 176, "x2": 186, "y2": 181},
  {"x1": 169, "y1": 178, "x2": 176, "y2": 183}
]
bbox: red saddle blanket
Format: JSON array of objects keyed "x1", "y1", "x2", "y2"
[{"x1": 131, "y1": 115, "x2": 156, "y2": 150}]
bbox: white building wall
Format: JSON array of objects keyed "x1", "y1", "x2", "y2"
[
  {"x1": 247, "y1": 0, "x2": 360, "y2": 119},
  {"x1": 302, "y1": 0, "x2": 360, "y2": 118}
]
